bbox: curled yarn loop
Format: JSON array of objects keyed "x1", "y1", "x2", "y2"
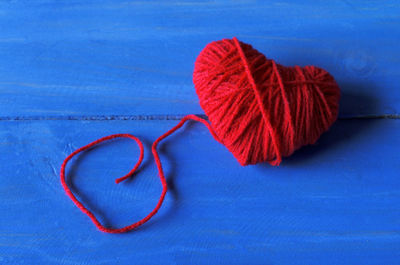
[
  {"x1": 60, "y1": 115, "x2": 218, "y2": 233},
  {"x1": 61, "y1": 37, "x2": 340, "y2": 233}
]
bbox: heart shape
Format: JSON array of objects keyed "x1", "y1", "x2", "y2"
[{"x1": 193, "y1": 37, "x2": 340, "y2": 166}]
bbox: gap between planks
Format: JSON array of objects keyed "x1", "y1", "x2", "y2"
[{"x1": 0, "y1": 114, "x2": 399, "y2": 121}]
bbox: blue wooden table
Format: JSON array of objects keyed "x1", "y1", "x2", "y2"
[{"x1": 0, "y1": 1, "x2": 399, "y2": 264}]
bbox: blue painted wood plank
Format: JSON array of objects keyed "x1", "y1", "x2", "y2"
[
  {"x1": 0, "y1": 119, "x2": 399, "y2": 264},
  {"x1": 0, "y1": 1, "x2": 399, "y2": 117}
]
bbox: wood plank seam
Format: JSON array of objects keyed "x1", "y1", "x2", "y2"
[{"x1": 0, "y1": 114, "x2": 399, "y2": 121}]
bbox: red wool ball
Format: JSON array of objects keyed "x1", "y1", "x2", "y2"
[
  {"x1": 193, "y1": 37, "x2": 340, "y2": 166},
  {"x1": 61, "y1": 37, "x2": 341, "y2": 233}
]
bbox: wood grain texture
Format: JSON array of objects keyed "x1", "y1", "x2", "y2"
[
  {"x1": 0, "y1": 1, "x2": 400, "y2": 264},
  {"x1": 0, "y1": 0, "x2": 399, "y2": 117},
  {"x1": 0, "y1": 119, "x2": 399, "y2": 264}
]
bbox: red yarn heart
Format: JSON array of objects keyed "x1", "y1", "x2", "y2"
[
  {"x1": 61, "y1": 37, "x2": 341, "y2": 233},
  {"x1": 193, "y1": 37, "x2": 340, "y2": 166}
]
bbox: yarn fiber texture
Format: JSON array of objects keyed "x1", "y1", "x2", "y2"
[
  {"x1": 193, "y1": 37, "x2": 340, "y2": 166},
  {"x1": 60, "y1": 37, "x2": 341, "y2": 233}
]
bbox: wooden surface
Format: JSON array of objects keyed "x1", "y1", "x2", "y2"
[{"x1": 0, "y1": 1, "x2": 399, "y2": 264}]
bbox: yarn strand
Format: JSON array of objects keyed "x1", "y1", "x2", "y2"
[
  {"x1": 60, "y1": 115, "x2": 219, "y2": 233},
  {"x1": 60, "y1": 37, "x2": 340, "y2": 234},
  {"x1": 232, "y1": 37, "x2": 282, "y2": 165}
]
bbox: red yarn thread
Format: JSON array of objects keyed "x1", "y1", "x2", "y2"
[
  {"x1": 61, "y1": 37, "x2": 340, "y2": 233},
  {"x1": 60, "y1": 115, "x2": 219, "y2": 233}
]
